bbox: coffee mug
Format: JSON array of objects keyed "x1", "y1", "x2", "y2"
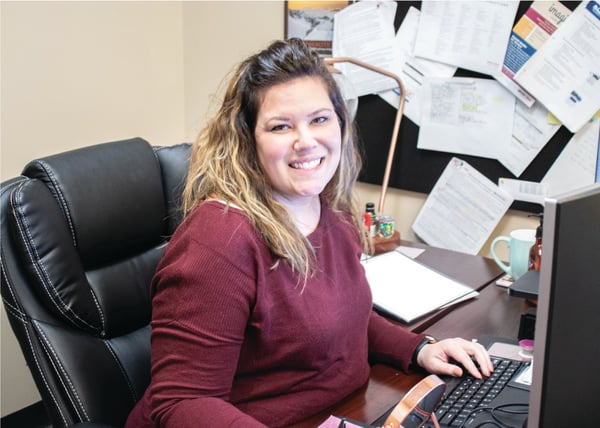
[{"x1": 490, "y1": 229, "x2": 536, "y2": 280}]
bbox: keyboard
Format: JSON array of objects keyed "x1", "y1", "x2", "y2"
[{"x1": 425, "y1": 356, "x2": 529, "y2": 428}]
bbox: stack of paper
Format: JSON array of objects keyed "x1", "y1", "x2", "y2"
[{"x1": 361, "y1": 250, "x2": 478, "y2": 323}]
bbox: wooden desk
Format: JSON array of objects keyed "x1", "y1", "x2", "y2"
[
  {"x1": 290, "y1": 243, "x2": 530, "y2": 427},
  {"x1": 396, "y1": 241, "x2": 504, "y2": 333},
  {"x1": 424, "y1": 280, "x2": 533, "y2": 341}
]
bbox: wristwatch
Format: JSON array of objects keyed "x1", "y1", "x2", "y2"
[{"x1": 411, "y1": 335, "x2": 437, "y2": 368}]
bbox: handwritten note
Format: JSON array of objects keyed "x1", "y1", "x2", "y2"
[
  {"x1": 379, "y1": 6, "x2": 457, "y2": 126},
  {"x1": 417, "y1": 78, "x2": 516, "y2": 160}
]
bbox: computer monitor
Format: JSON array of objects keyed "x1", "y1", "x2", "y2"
[{"x1": 528, "y1": 183, "x2": 600, "y2": 427}]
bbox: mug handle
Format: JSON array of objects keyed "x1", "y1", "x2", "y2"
[{"x1": 490, "y1": 236, "x2": 512, "y2": 277}]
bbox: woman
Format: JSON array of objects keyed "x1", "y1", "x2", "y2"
[{"x1": 126, "y1": 38, "x2": 492, "y2": 428}]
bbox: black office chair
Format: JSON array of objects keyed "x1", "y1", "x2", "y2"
[{"x1": 1, "y1": 138, "x2": 191, "y2": 427}]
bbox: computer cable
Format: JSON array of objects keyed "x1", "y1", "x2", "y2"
[{"x1": 455, "y1": 402, "x2": 529, "y2": 428}]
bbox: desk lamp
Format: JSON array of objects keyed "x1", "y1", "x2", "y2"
[{"x1": 324, "y1": 57, "x2": 406, "y2": 248}]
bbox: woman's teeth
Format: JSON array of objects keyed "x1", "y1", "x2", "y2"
[{"x1": 291, "y1": 159, "x2": 321, "y2": 169}]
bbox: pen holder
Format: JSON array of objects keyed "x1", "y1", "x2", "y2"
[{"x1": 373, "y1": 230, "x2": 401, "y2": 255}]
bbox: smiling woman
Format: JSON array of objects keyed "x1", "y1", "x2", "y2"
[
  {"x1": 125, "y1": 38, "x2": 493, "y2": 428},
  {"x1": 254, "y1": 76, "x2": 342, "y2": 232}
]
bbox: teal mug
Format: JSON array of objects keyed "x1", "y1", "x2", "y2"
[{"x1": 490, "y1": 229, "x2": 536, "y2": 280}]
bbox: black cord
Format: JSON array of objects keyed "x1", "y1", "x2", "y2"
[
  {"x1": 492, "y1": 403, "x2": 530, "y2": 414},
  {"x1": 473, "y1": 422, "x2": 503, "y2": 428},
  {"x1": 457, "y1": 403, "x2": 529, "y2": 428},
  {"x1": 490, "y1": 403, "x2": 529, "y2": 426}
]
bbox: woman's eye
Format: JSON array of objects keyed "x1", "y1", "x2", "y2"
[
  {"x1": 270, "y1": 124, "x2": 289, "y2": 132},
  {"x1": 313, "y1": 116, "x2": 328, "y2": 124}
]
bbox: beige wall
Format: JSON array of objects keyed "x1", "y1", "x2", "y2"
[
  {"x1": 1, "y1": 1, "x2": 186, "y2": 180},
  {"x1": 0, "y1": 0, "x2": 285, "y2": 416},
  {"x1": 0, "y1": 0, "x2": 535, "y2": 417}
]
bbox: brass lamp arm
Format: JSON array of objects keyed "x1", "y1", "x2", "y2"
[{"x1": 324, "y1": 57, "x2": 406, "y2": 215}]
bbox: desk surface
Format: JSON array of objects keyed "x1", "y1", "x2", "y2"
[
  {"x1": 395, "y1": 240, "x2": 504, "y2": 333},
  {"x1": 290, "y1": 242, "x2": 531, "y2": 427}
]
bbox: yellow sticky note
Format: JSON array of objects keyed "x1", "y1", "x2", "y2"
[{"x1": 547, "y1": 111, "x2": 562, "y2": 126}]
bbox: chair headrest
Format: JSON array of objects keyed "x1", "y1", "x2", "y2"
[
  {"x1": 22, "y1": 138, "x2": 167, "y2": 267},
  {"x1": 7, "y1": 138, "x2": 168, "y2": 335}
]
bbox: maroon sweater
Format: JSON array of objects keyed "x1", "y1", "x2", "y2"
[{"x1": 125, "y1": 201, "x2": 425, "y2": 428}]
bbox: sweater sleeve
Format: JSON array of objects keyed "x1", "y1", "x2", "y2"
[
  {"x1": 367, "y1": 311, "x2": 426, "y2": 373},
  {"x1": 148, "y1": 216, "x2": 268, "y2": 427}
]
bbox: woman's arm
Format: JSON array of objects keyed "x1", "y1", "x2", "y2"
[
  {"x1": 148, "y1": 223, "x2": 266, "y2": 427},
  {"x1": 367, "y1": 311, "x2": 426, "y2": 373}
]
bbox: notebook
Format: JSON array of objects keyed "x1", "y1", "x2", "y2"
[{"x1": 361, "y1": 250, "x2": 478, "y2": 323}]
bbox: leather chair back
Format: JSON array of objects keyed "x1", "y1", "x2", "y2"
[{"x1": 1, "y1": 138, "x2": 191, "y2": 427}]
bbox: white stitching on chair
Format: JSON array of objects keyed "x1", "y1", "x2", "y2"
[
  {"x1": 11, "y1": 182, "x2": 98, "y2": 331},
  {"x1": 35, "y1": 322, "x2": 89, "y2": 421},
  {"x1": 25, "y1": 163, "x2": 107, "y2": 334},
  {"x1": 1, "y1": 268, "x2": 26, "y2": 322},
  {"x1": 0, "y1": 271, "x2": 69, "y2": 428},
  {"x1": 24, "y1": 321, "x2": 69, "y2": 427},
  {"x1": 27, "y1": 160, "x2": 77, "y2": 247},
  {"x1": 86, "y1": 282, "x2": 106, "y2": 335}
]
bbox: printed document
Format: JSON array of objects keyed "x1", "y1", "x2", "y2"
[
  {"x1": 332, "y1": 0, "x2": 398, "y2": 97},
  {"x1": 515, "y1": 1, "x2": 600, "y2": 133},
  {"x1": 495, "y1": 0, "x2": 572, "y2": 107},
  {"x1": 498, "y1": 178, "x2": 548, "y2": 206},
  {"x1": 414, "y1": 1, "x2": 519, "y2": 76},
  {"x1": 417, "y1": 77, "x2": 516, "y2": 160},
  {"x1": 361, "y1": 250, "x2": 478, "y2": 323},
  {"x1": 412, "y1": 158, "x2": 514, "y2": 255},
  {"x1": 500, "y1": 101, "x2": 561, "y2": 177},
  {"x1": 379, "y1": 6, "x2": 457, "y2": 126},
  {"x1": 542, "y1": 120, "x2": 600, "y2": 196}
]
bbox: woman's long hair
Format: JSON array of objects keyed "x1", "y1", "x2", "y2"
[{"x1": 182, "y1": 38, "x2": 365, "y2": 281}]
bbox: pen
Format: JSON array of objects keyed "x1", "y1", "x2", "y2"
[{"x1": 337, "y1": 417, "x2": 346, "y2": 428}]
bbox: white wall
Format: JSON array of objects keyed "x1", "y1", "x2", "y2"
[{"x1": 0, "y1": 0, "x2": 535, "y2": 417}]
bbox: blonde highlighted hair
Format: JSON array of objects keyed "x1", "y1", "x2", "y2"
[{"x1": 182, "y1": 38, "x2": 365, "y2": 280}]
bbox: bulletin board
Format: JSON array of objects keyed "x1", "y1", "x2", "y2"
[{"x1": 355, "y1": 1, "x2": 581, "y2": 213}]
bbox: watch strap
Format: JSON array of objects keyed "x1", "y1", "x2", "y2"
[{"x1": 411, "y1": 336, "x2": 437, "y2": 368}]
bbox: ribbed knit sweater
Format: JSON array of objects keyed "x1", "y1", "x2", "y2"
[{"x1": 125, "y1": 200, "x2": 425, "y2": 428}]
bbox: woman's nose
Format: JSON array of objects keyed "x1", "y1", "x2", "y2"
[{"x1": 293, "y1": 126, "x2": 317, "y2": 151}]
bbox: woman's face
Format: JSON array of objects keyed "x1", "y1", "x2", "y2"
[{"x1": 254, "y1": 76, "x2": 342, "y2": 205}]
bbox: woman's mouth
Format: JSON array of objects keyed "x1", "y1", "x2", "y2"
[{"x1": 290, "y1": 158, "x2": 322, "y2": 170}]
